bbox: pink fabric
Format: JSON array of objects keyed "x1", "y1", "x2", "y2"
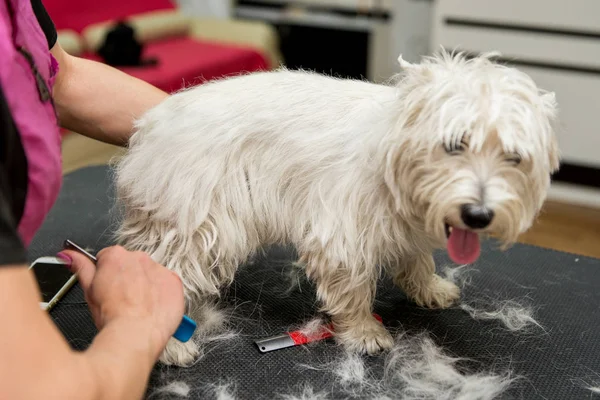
[
  {"x1": 0, "y1": 0, "x2": 62, "y2": 245},
  {"x1": 42, "y1": 0, "x2": 175, "y2": 33},
  {"x1": 84, "y1": 37, "x2": 270, "y2": 93}
]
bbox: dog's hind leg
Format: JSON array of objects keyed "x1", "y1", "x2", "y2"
[
  {"x1": 393, "y1": 252, "x2": 460, "y2": 309},
  {"x1": 302, "y1": 252, "x2": 393, "y2": 355}
]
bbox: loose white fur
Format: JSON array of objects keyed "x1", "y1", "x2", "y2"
[
  {"x1": 148, "y1": 381, "x2": 191, "y2": 398},
  {"x1": 279, "y1": 385, "x2": 330, "y2": 400},
  {"x1": 160, "y1": 302, "x2": 240, "y2": 367},
  {"x1": 573, "y1": 375, "x2": 600, "y2": 396},
  {"x1": 443, "y1": 266, "x2": 544, "y2": 332},
  {"x1": 208, "y1": 383, "x2": 237, "y2": 400},
  {"x1": 460, "y1": 301, "x2": 541, "y2": 332},
  {"x1": 295, "y1": 317, "x2": 334, "y2": 346},
  {"x1": 114, "y1": 49, "x2": 560, "y2": 365},
  {"x1": 300, "y1": 332, "x2": 514, "y2": 399},
  {"x1": 297, "y1": 317, "x2": 328, "y2": 337},
  {"x1": 384, "y1": 333, "x2": 514, "y2": 400},
  {"x1": 153, "y1": 335, "x2": 515, "y2": 399},
  {"x1": 335, "y1": 352, "x2": 368, "y2": 388}
]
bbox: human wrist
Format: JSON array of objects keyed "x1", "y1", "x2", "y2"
[
  {"x1": 85, "y1": 318, "x2": 162, "y2": 399},
  {"x1": 71, "y1": 353, "x2": 103, "y2": 400},
  {"x1": 98, "y1": 317, "x2": 164, "y2": 363}
]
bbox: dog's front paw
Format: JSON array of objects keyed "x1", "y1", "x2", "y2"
[
  {"x1": 336, "y1": 318, "x2": 394, "y2": 355},
  {"x1": 410, "y1": 274, "x2": 460, "y2": 309},
  {"x1": 159, "y1": 338, "x2": 200, "y2": 367}
]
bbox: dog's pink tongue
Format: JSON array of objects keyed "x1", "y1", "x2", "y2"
[{"x1": 447, "y1": 228, "x2": 480, "y2": 264}]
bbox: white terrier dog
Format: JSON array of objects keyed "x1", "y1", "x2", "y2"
[{"x1": 114, "y1": 50, "x2": 560, "y2": 366}]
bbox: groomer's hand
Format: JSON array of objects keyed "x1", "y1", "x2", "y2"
[{"x1": 57, "y1": 246, "x2": 185, "y2": 358}]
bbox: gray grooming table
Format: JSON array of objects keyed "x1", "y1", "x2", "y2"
[{"x1": 29, "y1": 166, "x2": 600, "y2": 399}]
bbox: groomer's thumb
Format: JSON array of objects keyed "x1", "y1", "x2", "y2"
[{"x1": 57, "y1": 250, "x2": 96, "y2": 292}]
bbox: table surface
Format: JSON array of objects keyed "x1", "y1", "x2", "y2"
[{"x1": 29, "y1": 166, "x2": 600, "y2": 400}]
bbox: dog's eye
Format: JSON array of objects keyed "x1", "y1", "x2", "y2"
[{"x1": 506, "y1": 153, "x2": 522, "y2": 165}]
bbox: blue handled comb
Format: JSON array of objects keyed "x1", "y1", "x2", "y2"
[{"x1": 64, "y1": 240, "x2": 197, "y2": 342}]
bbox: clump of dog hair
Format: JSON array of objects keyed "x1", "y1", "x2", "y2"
[
  {"x1": 384, "y1": 333, "x2": 514, "y2": 400},
  {"x1": 199, "y1": 302, "x2": 229, "y2": 330},
  {"x1": 298, "y1": 317, "x2": 327, "y2": 336},
  {"x1": 443, "y1": 265, "x2": 544, "y2": 333},
  {"x1": 278, "y1": 384, "x2": 330, "y2": 400},
  {"x1": 299, "y1": 331, "x2": 513, "y2": 399},
  {"x1": 296, "y1": 316, "x2": 334, "y2": 343},
  {"x1": 588, "y1": 387, "x2": 600, "y2": 394},
  {"x1": 204, "y1": 382, "x2": 237, "y2": 400},
  {"x1": 442, "y1": 265, "x2": 473, "y2": 288},
  {"x1": 312, "y1": 351, "x2": 377, "y2": 398},
  {"x1": 573, "y1": 375, "x2": 600, "y2": 396},
  {"x1": 148, "y1": 381, "x2": 190, "y2": 398},
  {"x1": 459, "y1": 301, "x2": 542, "y2": 332},
  {"x1": 276, "y1": 316, "x2": 336, "y2": 353},
  {"x1": 335, "y1": 352, "x2": 368, "y2": 388},
  {"x1": 177, "y1": 303, "x2": 242, "y2": 366}
]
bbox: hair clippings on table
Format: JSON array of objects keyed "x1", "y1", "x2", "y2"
[{"x1": 63, "y1": 240, "x2": 197, "y2": 343}]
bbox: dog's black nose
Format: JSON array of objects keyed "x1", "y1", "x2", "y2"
[{"x1": 460, "y1": 204, "x2": 494, "y2": 229}]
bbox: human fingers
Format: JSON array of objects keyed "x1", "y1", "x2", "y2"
[{"x1": 56, "y1": 250, "x2": 96, "y2": 292}]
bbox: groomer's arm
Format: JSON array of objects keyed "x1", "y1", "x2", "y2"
[
  {"x1": 0, "y1": 185, "x2": 183, "y2": 399},
  {"x1": 0, "y1": 248, "x2": 184, "y2": 400},
  {"x1": 50, "y1": 43, "x2": 168, "y2": 146},
  {"x1": 0, "y1": 266, "x2": 131, "y2": 400}
]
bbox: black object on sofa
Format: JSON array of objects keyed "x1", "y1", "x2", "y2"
[{"x1": 29, "y1": 166, "x2": 600, "y2": 399}]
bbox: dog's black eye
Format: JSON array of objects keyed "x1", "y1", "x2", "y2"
[{"x1": 506, "y1": 153, "x2": 522, "y2": 165}]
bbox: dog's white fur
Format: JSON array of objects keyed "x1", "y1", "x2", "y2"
[{"x1": 114, "y1": 50, "x2": 560, "y2": 366}]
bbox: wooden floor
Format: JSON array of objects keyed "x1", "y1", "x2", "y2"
[{"x1": 518, "y1": 201, "x2": 600, "y2": 259}]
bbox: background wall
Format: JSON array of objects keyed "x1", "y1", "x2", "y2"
[
  {"x1": 388, "y1": 0, "x2": 432, "y2": 64},
  {"x1": 176, "y1": 0, "x2": 233, "y2": 18}
]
